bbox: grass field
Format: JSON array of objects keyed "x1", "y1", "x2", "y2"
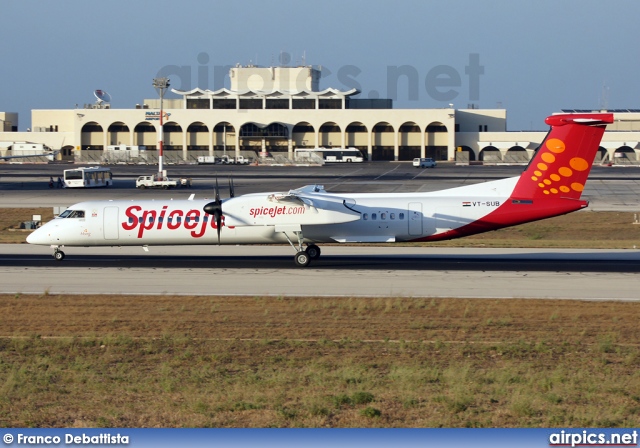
[
  {"x1": 1, "y1": 295, "x2": 639, "y2": 428},
  {"x1": 1, "y1": 208, "x2": 54, "y2": 244},
  {"x1": 1, "y1": 209, "x2": 639, "y2": 427}
]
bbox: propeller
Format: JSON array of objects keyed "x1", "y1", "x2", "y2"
[
  {"x1": 203, "y1": 178, "x2": 223, "y2": 244},
  {"x1": 229, "y1": 176, "x2": 235, "y2": 198}
]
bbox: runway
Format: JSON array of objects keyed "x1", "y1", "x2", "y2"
[{"x1": 2, "y1": 245, "x2": 639, "y2": 300}]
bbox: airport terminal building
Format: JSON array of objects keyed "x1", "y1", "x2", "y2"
[{"x1": 2, "y1": 65, "x2": 640, "y2": 165}]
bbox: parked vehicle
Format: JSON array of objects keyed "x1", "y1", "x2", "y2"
[
  {"x1": 135, "y1": 175, "x2": 177, "y2": 189},
  {"x1": 197, "y1": 156, "x2": 216, "y2": 164},
  {"x1": 233, "y1": 155, "x2": 251, "y2": 165},
  {"x1": 218, "y1": 155, "x2": 251, "y2": 165},
  {"x1": 413, "y1": 158, "x2": 437, "y2": 168},
  {"x1": 295, "y1": 148, "x2": 364, "y2": 163},
  {"x1": 63, "y1": 167, "x2": 113, "y2": 188},
  {"x1": 197, "y1": 155, "x2": 251, "y2": 165}
]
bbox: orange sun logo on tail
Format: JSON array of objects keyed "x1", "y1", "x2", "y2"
[{"x1": 530, "y1": 138, "x2": 590, "y2": 196}]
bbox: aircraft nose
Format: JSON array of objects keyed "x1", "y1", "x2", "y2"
[
  {"x1": 26, "y1": 226, "x2": 49, "y2": 245},
  {"x1": 26, "y1": 228, "x2": 40, "y2": 244}
]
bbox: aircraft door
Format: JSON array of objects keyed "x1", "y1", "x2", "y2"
[
  {"x1": 103, "y1": 206, "x2": 119, "y2": 240},
  {"x1": 408, "y1": 202, "x2": 423, "y2": 236}
]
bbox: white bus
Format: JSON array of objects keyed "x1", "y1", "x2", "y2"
[
  {"x1": 63, "y1": 166, "x2": 113, "y2": 188},
  {"x1": 295, "y1": 147, "x2": 365, "y2": 163}
]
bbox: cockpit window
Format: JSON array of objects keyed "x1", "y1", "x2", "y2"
[{"x1": 58, "y1": 210, "x2": 85, "y2": 219}]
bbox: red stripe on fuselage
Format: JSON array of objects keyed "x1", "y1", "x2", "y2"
[{"x1": 410, "y1": 197, "x2": 587, "y2": 242}]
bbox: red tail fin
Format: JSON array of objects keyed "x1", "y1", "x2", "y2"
[{"x1": 511, "y1": 113, "x2": 613, "y2": 200}]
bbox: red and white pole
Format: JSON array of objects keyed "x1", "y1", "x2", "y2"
[
  {"x1": 158, "y1": 101, "x2": 164, "y2": 180},
  {"x1": 153, "y1": 77, "x2": 170, "y2": 181}
]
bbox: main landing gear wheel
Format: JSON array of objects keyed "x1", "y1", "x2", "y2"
[
  {"x1": 294, "y1": 251, "x2": 311, "y2": 267},
  {"x1": 53, "y1": 250, "x2": 65, "y2": 261},
  {"x1": 279, "y1": 229, "x2": 314, "y2": 267},
  {"x1": 305, "y1": 244, "x2": 321, "y2": 260}
]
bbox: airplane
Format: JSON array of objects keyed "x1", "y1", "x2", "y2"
[{"x1": 27, "y1": 113, "x2": 613, "y2": 267}]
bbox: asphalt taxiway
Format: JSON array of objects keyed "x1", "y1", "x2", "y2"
[
  {"x1": 1, "y1": 245, "x2": 639, "y2": 300},
  {"x1": 2, "y1": 162, "x2": 640, "y2": 211}
]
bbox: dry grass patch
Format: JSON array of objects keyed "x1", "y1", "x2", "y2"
[
  {"x1": 0, "y1": 294, "x2": 639, "y2": 427},
  {"x1": 0, "y1": 208, "x2": 53, "y2": 244}
]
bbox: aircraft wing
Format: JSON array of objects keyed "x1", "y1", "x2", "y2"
[
  {"x1": 223, "y1": 187, "x2": 361, "y2": 227},
  {"x1": 265, "y1": 184, "x2": 326, "y2": 205}
]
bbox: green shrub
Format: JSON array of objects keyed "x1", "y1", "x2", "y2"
[
  {"x1": 351, "y1": 391, "x2": 374, "y2": 405},
  {"x1": 360, "y1": 407, "x2": 381, "y2": 418}
]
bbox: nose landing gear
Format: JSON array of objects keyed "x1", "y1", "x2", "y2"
[{"x1": 52, "y1": 246, "x2": 65, "y2": 261}]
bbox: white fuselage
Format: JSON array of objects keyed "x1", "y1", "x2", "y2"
[{"x1": 27, "y1": 178, "x2": 518, "y2": 248}]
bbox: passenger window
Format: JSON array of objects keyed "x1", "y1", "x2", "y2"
[
  {"x1": 372, "y1": 213, "x2": 377, "y2": 220},
  {"x1": 381, "y1": 213, "x2": 387, "y2": 220},
  {"x1": 363, "y1": 213, "x2": 368, "y2": 220},
  {"x1": 399, "y1": 213, "x2": 405, "y2": 220},
  {"x1": 390, "y1": 213, "x2": 395, "y2": 220}
]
